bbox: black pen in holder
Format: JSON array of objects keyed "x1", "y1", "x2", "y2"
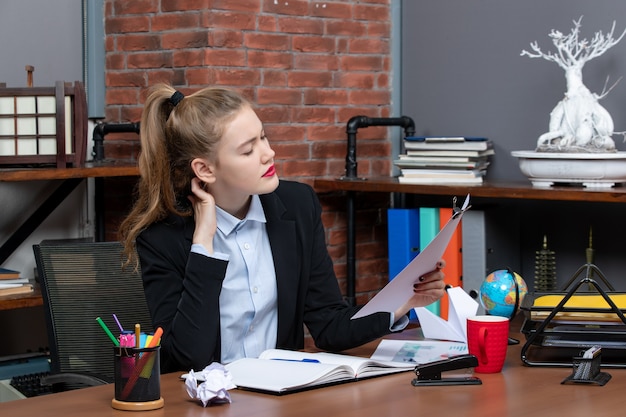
[{"x1": 561, "y1": 346, "x2": 611, "y2": 386}]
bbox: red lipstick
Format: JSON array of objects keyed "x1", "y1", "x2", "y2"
[{"x1": 263, "y1": 164, "x2": 276, "y2": 177}]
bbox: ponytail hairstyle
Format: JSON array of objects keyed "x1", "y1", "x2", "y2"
[{"x1": 119, "y1": 83, "x2": 251, "y2": 265}]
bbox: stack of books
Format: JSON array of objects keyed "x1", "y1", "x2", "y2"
[
  {"x1": 394, "y1": 136, "x2": 494, "y2": 184},
  {"x1": 0, "y1": 267, "x2": 34, "y2": 297}
]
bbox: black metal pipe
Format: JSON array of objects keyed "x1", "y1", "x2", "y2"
[
  {"x1": 342, "y1": 115, "x2": 415, "y2": 306},
  {"x1": 92, "y1": 121, "x2": 140, "y2": 161},
  {"x1": 344, "y1": 115, "x2": 415, "y2": 179}
]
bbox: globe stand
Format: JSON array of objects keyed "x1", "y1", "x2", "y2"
[{"x1": 508, "y1": 275, "x2": 521, "y2": 345}]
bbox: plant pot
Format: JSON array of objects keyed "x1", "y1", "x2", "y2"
[{"x1": 511, "y1": 150, "x2": 626, "y2": 188}]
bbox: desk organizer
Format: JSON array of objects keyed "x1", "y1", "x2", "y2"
[
  {"x1": 561, "y1": 348, "x2": 611, "y2": 386},
  {"x1": 520, "y1": 263, "x2": 626, "y2": 368},
  {"x1": 0, "y1": 81, "x2": 87, "y2": 168}
]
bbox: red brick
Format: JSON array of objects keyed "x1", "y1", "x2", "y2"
[
  {"x1": 254, "y1": 106, "x2": 291, "y2": 123},
  {"x1": 262, "y1": 70, "x2": 288, "y2": 86},
  {"x1": 116, "y1": 34, "x2": 161, "y2": 51},
  {"x1": 213, "y1": 68, "x2": 261, "y2": 85},
  {"x1": 106, "y1": 72, "x2": 146, "y2": 87},
  {"x1": 303, "y1": 89, "x2": 348, "y2": 106},
  {"x1": 309, "y1": 2, "x2": 352, "y2": 19},
  {"x1": 151, "y1": 13, "x2": 201, "y2": 31},
  {"x1": 287, "y1": 71, "x2": 332, "y2": 87},
  {"x1": 292, "y1": 36, "x2": 335, "y2": 53},
  {"x1": 162, "y1": 31, "x2": 209, "y2": 49},
  {"x1": 349, "y1": 38, "x2": 389, "y2": 54},
  {"x1": 106, "y1": 16, "x2": 150, "y2": 34},
  {"x1": 348, "y1": 90, "x2": 391, "y2": 106},
  {"x1": 210, "y1": 0, "x2": 261, "y2": 12},
  {"x1": 271, "y1": 143, "x2": 311, "y2": 160},
  {"x1": 205, "y1": 49, "x2": 247, "y2": 67},
  {"x1": 146, "y1": 69, "x2": 187, "y2": 86},
  {"x1": 326, "y1": 20, "x2": 367, "y2": 37},
  {"x1": 248, "y1": 51, "x2": 293, "y2": 69},
  {"x1": 306, "y1": 124, "x2": 344, "y2": 141},
  {"x1": 185, "y1": 68, "x2": 216, "y2": 85},
  {"x1": 354, "y1": 4, "x2": 389, "y2": 22},
  {"x1": 334, "y1": 73, "x2": 375, "y2": 89},
  {"x1": 290, "y1": 106, "x2": 335, "y2": 124},
  {"x1": 264, "y1": 0, "x2": 310, "y2": 16},
  {"x1": 294, "y1": 54, "x2": 339, "y2": 71},
  {"x1": 209, "y1": 30, "x2": 245, "y2": 48},
  {"x1": 245, "y1": 33, "x2": 291, "y2": 51},
  {"x1": 339, "y1": 55, "x2": 384, "y2": 71},
  {"x1": 277, "y1": 17, "x2": 324, "y2": 34},
  {"x1": 161, "y1": 0, "x2": 208, "y2": 12},
  {"x1": 263, "y1": 124, "x2": 307, "y2": 142},
  {"x1": 203, "y1": 11, "x2": 256, "y2": 30},
  {"x1": 173, "y1": 50, "x2": 205, "y2": 67},
  {"x1": 127, "y1": 52, "x2": 174, "y2": 69},
  {"x1": 106, "y1": 88, "x2": 140, "y2": 105},
  {"x1": 257, "y1": 88, "x2": 301, "y2": 105}
]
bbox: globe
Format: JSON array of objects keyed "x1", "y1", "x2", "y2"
[{"x1": 479, "y1": 269, "x2": 528, "y2": 318}]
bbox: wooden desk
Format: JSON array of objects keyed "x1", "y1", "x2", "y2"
[{"x1": 1, "y1": 323, "x2": 624, "y2": 417}]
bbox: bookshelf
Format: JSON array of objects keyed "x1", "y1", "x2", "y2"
[
  {"x1": 313, "y1": 177, "x2": 626, "y2": 204},
  {"x1": 0, "y1": 163, "x2": 139, "y2": 310},
  {"x1": 313, "y1": 177, "x2": 626, "y2": 303}
]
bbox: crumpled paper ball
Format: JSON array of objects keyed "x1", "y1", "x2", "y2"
[{"x1": 183, "y1": 362, "x2": 237, "y2": 407}]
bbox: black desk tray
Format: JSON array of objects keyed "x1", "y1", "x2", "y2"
[{"x1": 520, "y1": 271, "x2": 626, "y2": 368}]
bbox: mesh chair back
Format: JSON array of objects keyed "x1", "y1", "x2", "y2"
[{"x1": 34, "y1": 241, "x2": 153, "y2": 380}]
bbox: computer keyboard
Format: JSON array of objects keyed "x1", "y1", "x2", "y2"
[{"x1": 10, "y1": 372, "x2": 53, "y2": 397}]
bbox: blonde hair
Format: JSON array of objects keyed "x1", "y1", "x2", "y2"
[{"x1": 119, "y1": 83, "x2": 250, "y2": 264}]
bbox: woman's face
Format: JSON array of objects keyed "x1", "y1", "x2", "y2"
[{"x1": 208, "y1": 105, "x2": 279, "y2": 204}]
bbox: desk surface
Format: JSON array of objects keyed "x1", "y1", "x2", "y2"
[{"x1": 1, "y1": 322, "x2": 624, "y2": 417}]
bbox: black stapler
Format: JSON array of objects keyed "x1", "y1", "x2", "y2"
[{"x1": 411, "y1": 354, "x2": 482, "y2": 386}]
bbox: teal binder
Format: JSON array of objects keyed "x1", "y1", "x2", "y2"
[{"x1": 419, "y1": 207, "x2": 440, "y2": 316}]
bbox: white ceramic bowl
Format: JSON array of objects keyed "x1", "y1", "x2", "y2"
[{"x1": 511, "y1": 150, "x2": 626, "y2": 188}]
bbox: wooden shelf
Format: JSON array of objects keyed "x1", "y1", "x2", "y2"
[
  {"x1": 0, "y1": 162, "x2": 140, "y2": 311},
  {"x1": 0, "y1": 162, "x2": 139, "y2": 182},
  {"x1": 313, "y1": 177, "x2": 626, "y2": 204},
  {"x1": 0, "y1": 285, "x2": 42, "y2": 311}
]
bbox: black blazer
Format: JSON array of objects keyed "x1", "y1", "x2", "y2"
[{"x1": 137, "y1": 180, "x2": 392, "y2": 373}]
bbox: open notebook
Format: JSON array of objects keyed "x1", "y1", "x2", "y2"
[{"x1": 224, "y1": 348, "x2": 414, "y2": 394}]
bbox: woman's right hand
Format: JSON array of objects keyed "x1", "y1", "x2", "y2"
[{"x1": 189, "y1": 177, "x2": 217, "y2": 253}]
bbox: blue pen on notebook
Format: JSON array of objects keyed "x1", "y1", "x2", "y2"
[{"x1": 271, "y1": 358, "x2": 320, "y2": 363}]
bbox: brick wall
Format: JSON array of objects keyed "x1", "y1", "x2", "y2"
[{"x1": 102, "y1": 0, "x2": 394, "y2": 303}]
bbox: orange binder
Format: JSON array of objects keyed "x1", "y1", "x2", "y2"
[{"x1": 439, "y1": 207, "x2": 463, "y2": 320}]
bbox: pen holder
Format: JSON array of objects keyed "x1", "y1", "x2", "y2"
[
  {"x1": 111, "y1": 346, "x2": 164, "y2": 411},
  {"x1": 561, "y1": 350, "x2": 611, "y2": 386}
]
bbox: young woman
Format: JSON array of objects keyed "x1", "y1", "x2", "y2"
[{"x1": 119, "y1": 84, "x2": 446, "y2": 373}]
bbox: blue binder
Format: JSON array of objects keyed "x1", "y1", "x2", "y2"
[{"x1": 387, "y1": 208, "x2": 420, "y2": 319}]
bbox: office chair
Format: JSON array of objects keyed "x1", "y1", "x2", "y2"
[{"x1": 33, "y1": 240, "x2": 153, "y2": 391}]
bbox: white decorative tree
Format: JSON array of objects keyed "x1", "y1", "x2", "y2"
[{"x1": 521, "y1": 17, "x2": 626, "y2": 152}]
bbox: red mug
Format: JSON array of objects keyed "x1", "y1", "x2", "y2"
[{"x1": 466, "y1": 315, "x2": 509, "y2": 373}]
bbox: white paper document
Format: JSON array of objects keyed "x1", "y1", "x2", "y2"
[
  {"x1": 414, "y1": 286, "x2": 479, "y2": 342},
  {"x1": 370, "y1": 339, "x2": 469, "y2": 364},
  {"x1": 351, "y1": 194, "x2": 470, "y2": 320}
]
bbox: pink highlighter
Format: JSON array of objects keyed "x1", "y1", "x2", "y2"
[{"x1": 119, "y1": 332, "x2": 136, "y2": 378}]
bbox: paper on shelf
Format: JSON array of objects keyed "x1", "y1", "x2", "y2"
[
  {"x1": 414, "y1": 286, "x2": 479, "y2": 342},
  {"x1": 351, "y1": 194, "x2": 470, "y2": 320}
]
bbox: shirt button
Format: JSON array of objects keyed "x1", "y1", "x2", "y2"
[
  {"x1": 253, "y1": 286, "x2": 259, "y2": 293},
  {"x1": 244, "y1": 243, "x2": 251, "y2": 250}
]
